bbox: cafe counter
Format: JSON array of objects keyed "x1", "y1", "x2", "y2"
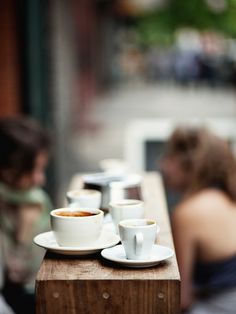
[{"x1": 35, "y1": 172, "x2": 180, "y2": 314}]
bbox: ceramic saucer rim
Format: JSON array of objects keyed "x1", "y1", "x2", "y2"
[
  {"x1": 101, "y1": 244, "x2": 174, "y2": 265},
  {"x1": 33, "y1": 229, "x2": 120, "y2": 252}
]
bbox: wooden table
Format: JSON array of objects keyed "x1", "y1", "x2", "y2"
[{"x1": 35, "y1": 173, "x2": 180, "y2": 314}]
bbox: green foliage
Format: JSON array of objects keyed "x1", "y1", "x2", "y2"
[{"x1": 135, "y1": 0, "x2": 236, "y2": 46}]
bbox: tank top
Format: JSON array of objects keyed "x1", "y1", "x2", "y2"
[{"x1": 194, "y1": 254, "x2": 236, "y2": 292}]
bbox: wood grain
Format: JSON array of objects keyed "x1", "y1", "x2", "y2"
[{"x1": 36, "y1": 173, "x2": 180, "y2": 314}]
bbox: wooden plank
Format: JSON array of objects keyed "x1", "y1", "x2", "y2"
[
  {"x1": 36, "y1": 173, "x2": 180, "y2": 314},
  {"x1": 36, "y1": 280, "x2": 180, "y2": 314}
]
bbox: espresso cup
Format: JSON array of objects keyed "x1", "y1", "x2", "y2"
[
  {"x1": 119, "y1": 219, "x2": 157, "y2": 260},
  {"x1": 109, "y1": 199, "x2": 144, "y2": 233},
  {"x1": 66, "y1": 189, "x2": 101, "y2": 209},
  {"x1": 50, "y1": 208, "x2": 104, "y2": 247}
]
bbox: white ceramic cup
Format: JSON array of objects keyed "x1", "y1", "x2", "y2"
[
  {"x1": 50, "y1": 208, "x2": 104, "y2": 247},
  {"x1": 99, "y1": 158, "x2": 128, "y2": 175},
  {"x1": 109, "y1": 199, "x2": 144, "y2": 233},
  {"x1": 119, "y1": 219, "x2": 158, "y2": 260},
  {"x1": 66, "y1": 189, "x2": 102, "y2": 209}
]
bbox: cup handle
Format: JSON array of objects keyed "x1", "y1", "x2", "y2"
[{"x1": 135, "y1": 232, "x2": 143, "y2": 255}]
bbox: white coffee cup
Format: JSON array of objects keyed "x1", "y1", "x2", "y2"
[
  {"x1": 66, "y1": 189, "x2": 101, "y2": 209},
  {"x1": 99, "y1": 158, "x2": 128, "y2": 175},
  {"x1": 50, "y1": 208, "x2": 104, "y2": 247},
  {"x1": 119, "y1": 219, "x2": 158, "y2": 260},
  {"x1": 109, "y1": 199, "x2": 144, "y2": 233}
]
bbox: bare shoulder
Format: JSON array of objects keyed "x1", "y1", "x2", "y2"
[{"x1": 173, "y1": 189, "x2": 234, "y2": 223}]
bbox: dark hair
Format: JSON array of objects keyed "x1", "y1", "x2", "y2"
[
  {"x1": 164, "y1": 126, "x2": 236, "y2": 201},
  {"x1": 0, "y1": 117, "x2": 51, "y2": 182}
]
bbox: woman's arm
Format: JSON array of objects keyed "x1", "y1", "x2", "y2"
[{"x1": 172, "y1": 204, "x2": 197, "y2": 311}]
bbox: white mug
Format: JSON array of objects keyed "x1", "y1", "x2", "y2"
[
  {"x1": 50, "y1": 208, "x2": 104, "y2": 247},
  {"x1": 109, "y1": 199, "x2": 144, "y2": 233},
  {"x1": 66, "y1": 189, "x2": 101, "y2": 209},
  {"x1": 119, "y1": 219, "x2": 158, "y2": 260}
]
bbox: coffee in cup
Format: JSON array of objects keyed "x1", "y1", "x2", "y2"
[
  {"x1": 118, "y1": 219, "x2": 158, "y2": 260},
  {"x1": 66, "y1": 189, "x2": 101, "y2": 209},
  {"x1": 51, "y1": 208, "x2": 104, "y2": 247},
  {"x1": 55, "y1": 210, "x2": 97, "y2": 217},
  {"x1": 109, "y1": 199, "x2": 144, "y2": 233}
]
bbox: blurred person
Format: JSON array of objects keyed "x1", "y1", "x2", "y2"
[
  {"x1": 198, "y1": 31, "x2": 226, "y2": 86},
  {"x1": 145, "y1": 47, "x2": 174, "y2": 82},
  {"x1": 161, "y1": 127, "x2": 236, "y2": 313},
  {"x1": 174, "y1": 29, "x2": 201, "y2": 84},
  {"x1": 0, "y1": 117, "x2": 52, "y2": 314},
  {"x1": 174, "y1": 50, "x2": 200, "y2": 84},
  {"x1": 119, "y1": 47, "x2": 145, "y2": 82}
]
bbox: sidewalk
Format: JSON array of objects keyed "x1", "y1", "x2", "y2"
[{"x1": 69, "y1": 83, "x2": 236, "y2": 173}]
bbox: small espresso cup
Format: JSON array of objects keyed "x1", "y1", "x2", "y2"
[
  {"x1": 50, "y1": 208, "x2": 104, "y2": 247},
  {"x1": 109, "y1": 199, "x2": 144, "y2": 233},
  {"x1": 119, "y1": 219, "x2": 158, "y2": 260},
  {"x1": 66, "y1": 189, "x2": 101, "y2": 209}
]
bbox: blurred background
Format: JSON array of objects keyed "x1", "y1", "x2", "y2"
[{"x1": 1, "y1": 0, "x2": 236, "y2": 207}]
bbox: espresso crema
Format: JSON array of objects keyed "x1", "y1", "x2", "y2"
[{"x1": 55, "y1": 211, "x2": 97, "y2": 217}]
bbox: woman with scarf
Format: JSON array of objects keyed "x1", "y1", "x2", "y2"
[{"x1": 0, "y1": 117, "x2": 52, "y2": 314}]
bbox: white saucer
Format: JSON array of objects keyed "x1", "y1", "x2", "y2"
[
  {"x1": 101, "y1": 244, "x2": 174, "y2": 268},
  {"x1": 103, "y1": 222, "x2": 117, "y2": 234},
  {"x1": 33, "y1": 229, "x2": 120, "y2": 256}
]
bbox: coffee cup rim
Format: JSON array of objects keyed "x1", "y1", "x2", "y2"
[
  {"x1": 50, "y1": 208, "x2": 103, "y2": 219},
  {"x1": 109, "y1": 199, "x2": 144, "y2": 208},
  {"x1": 118, "y1": 218, "x2": 157, "y2": 228},
  {"x1": 66, "y1": 189, "x2": 101, "y2": 198}
]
